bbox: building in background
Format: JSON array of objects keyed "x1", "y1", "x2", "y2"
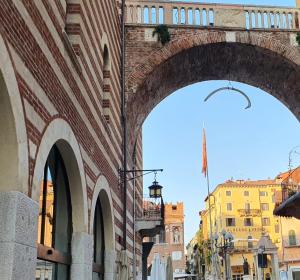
[
  {"x1": 200, "y1": 173, "x2": 300, "y2": 280},
  {"x1": 147, "y1": 202, "x2": 185, "y2": 275},
  {"x1": 274, "y1": 167, "x2": 300, "y2": 278}
]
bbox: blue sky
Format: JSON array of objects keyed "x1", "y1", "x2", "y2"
[{"x1": 143, "y1": 0, "x2": 299, "y2": 245}]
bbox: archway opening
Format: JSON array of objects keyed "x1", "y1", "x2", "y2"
[
  {"x1": 93, "y1": 197, "x2": 105, "y2": 280},
  {"x1": 142, "y1": 79, "x2": 300, "y2": 279},
  {"x1": 130, "y1": 39, "x2": 300, "y2": 279},
  {"x1": 126, "y1": 41, "x2": 300, "y2": 148},
  {"x1": 91, "y1": 176, "x2": 115, "y2": 279}
]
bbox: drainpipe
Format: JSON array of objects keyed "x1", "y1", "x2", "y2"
[
  {"x1": 132, "y1": 146, "x2": 137, "y2": 280},
  {"x1": 121, "y1": 0, "x2": 127, "y2": 251}
]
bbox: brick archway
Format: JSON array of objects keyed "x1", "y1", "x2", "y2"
[{"x1": 125, "y1": 30, "x2": 300, "y2": 151}]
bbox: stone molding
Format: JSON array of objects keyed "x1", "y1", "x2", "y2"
[
  {"x1": 0, "y1": 34, "x2": 28, "y2": 194},
  {"x1": 31, "y1": 118, "x2": 88, "y2": 233}
]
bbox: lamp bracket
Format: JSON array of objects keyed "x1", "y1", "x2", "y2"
[{"x1": 118, "y1": 168, "x2": 163, "y2": 182}]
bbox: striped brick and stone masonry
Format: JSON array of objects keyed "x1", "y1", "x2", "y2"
[{"x1": 0, "y1": 0, "x2": 142, "y2": 279}]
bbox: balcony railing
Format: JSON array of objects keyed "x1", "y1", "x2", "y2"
[
  {"x1": 136, "y1": 197, "x2": 164, "y2": 237},
  {"x1": 230, "y1": 246, "x2": 254, "y2": 253},
  {"x1": 141, "y1": 197, "x2": 164, "y2": 221},
  {"x1": 237, "y1": 209, "x2": 261, "y2": 217},
  {"x1": 125, "y1": 0, "x2": 300, "y2": 31}
]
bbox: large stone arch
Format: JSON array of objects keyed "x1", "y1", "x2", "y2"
[
  {"x1": 0, "y1": 34, "x2": 28, "y2": 194},
  {"x1": 32, "y1": 118, "x2": 88, "y2": 233},
  {"x1": 125, "y1": 31, "x2": 300, "y2": 151}
]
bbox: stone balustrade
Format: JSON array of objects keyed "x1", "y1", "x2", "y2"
[{"x1": 125, "y1": 0, "x2": 300, "y2": 30}]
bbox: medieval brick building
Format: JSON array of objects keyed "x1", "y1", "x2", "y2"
[{"x1": 147, "y1": 202, "x2": 186, "y2": 275}]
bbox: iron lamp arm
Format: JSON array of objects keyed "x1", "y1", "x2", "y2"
[{"x1": 204, "y1": 86, "x2": 252, "y2": 110}]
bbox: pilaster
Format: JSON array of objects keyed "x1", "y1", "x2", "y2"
[
  {"x1": 104, "y1": 250, "x2": 117, "y2": 280},
  {"x1": 0, "y1": 191, "x2": 39, "y2": 280},
  {"x1": 71, "y1": 232, "x2": 93, "y2": 280}
]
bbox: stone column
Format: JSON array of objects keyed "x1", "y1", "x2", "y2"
[
  {"x1": 104, "y1": 250, "x2": 117, "y2": 280},
  {"x1": 71, "y1": 232, "x2": 93, "y2": 280},
  {"x1": 0, "y1": 191, "x2": 39, "y2": 280},
  {"x1": 271, "y1": 252, "x2": 280, "y2": 280}
]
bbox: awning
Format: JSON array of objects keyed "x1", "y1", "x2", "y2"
[{"x1": 273, "y1": 192, "x2": 300, "y2": 219}]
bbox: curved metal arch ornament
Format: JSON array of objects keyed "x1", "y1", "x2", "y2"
[{"x1": 204, "y1": 86, "x2": 252, "y2": 109}]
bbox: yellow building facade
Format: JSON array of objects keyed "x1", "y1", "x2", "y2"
[{"x1": 200, "y1": 179, "x2": 298, "y2": 279}]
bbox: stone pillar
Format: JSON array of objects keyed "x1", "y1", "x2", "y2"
[
  {"x1": 71, "y1": 232, "x2": 93, "y2": 280},
  {"x1": 271, "y1": 253, "x2": 280, "y2": 280},
  {"x1": 0, "y1": 191, "x2": 39, "y2": 280},
  {"x1": 227, "y1": 253, "x2": 232, "y2": 280},
  {"x1": 104, "y1": 250, "x2": 117, "y2": 280}
]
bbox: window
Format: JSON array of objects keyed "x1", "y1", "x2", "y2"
[
  {"x1": 93, "y1": 198, "x2": 105, "y2": 279},
  {"x1": 248, "y1": 235, "x2": 253, "y2": 249},
  {"x1": 289, "y1": 230, "x2": 297, "y2": 246},
  {"x1": 226, "y1": 218, "x2": 235, "y2": 227},
  {"x1": 159, "y1": 229, "x2": 166, "y2": 244},
  {"x1": 272, "y1": 194, "x2": 275, "y2": 203},
  {"x1": 244, "y1": 218, "x2": 253, "y2": 226},
  {"x1": 245, "y1": 203, "x2": 251, "y2": 211},
  {"x1": 261, "y1": 203, "x2": 269, "y2": 211},
  {"x1": 37, "y1": 145, "x2": 72, "y2": 279},
  {"x1": 244, "y1": 191, "x2": 249, "y2": 196},
  {"x1": 262, "y1": 217, "x2": 270, "y2": 226},
  {"x1": 227, "y1": 203, "x2": 233, "y2": 211},
  {"x1": 226, "y1": 191, "x2": 232, "y2": 196},
  {"x1": 275, "y1": 224, "x2": 280, "y2": 233},
  {"x1": 260, "y1": 191, "x2": 267, "y2": 196}
]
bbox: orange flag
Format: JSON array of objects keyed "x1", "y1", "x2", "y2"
[{"x1": 202, "y1": 128, "x2": 208, "y2": 177}]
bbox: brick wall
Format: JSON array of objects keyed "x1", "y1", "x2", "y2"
[{"x1": 0, "y1": 0, "x2": 141, "y2": 261}]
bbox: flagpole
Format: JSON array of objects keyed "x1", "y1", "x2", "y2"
[
  {"x1": 206, "y1": 162, "x2": 216, "y2": 280},
  {"x1": 202, "y1": 127, "x2": 216, "y2": 280}
]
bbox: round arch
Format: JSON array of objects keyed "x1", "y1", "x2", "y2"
[
  {"x1": 0, "y1": 34, "x2": 28, "y2": 194},
  {"x1": 126, "y1": 31, "x2": 300, "y2": 150},
  {"x1": 90, "y1": 175, "x2": 115, "y2": 251},
  {"x1": 32, "y1": 118, "x2": 88, "y2": 233}
]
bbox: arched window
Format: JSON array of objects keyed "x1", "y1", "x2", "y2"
[
  {"x1": 289, "y1": 230, "x2": 297, "y2": 246},
  {"x1": 36, "y1": 145, "x2": 72, "y2": 279},
  {"x1": 93, "y1": 198, "x2": 105, "y2": 279},
  {"x1": 103, "y1": 45, "x2": 109, "y2": 72},
  {"x1": 248, "y1": 235, "x2": 253, "y2": 249}
]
